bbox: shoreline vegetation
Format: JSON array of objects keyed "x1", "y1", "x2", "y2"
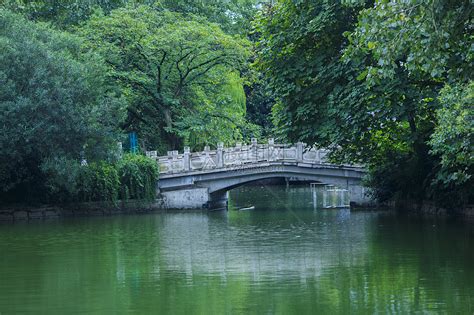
[
  {"x1": 0, "y1": 1, "x2": 472, "y2": 214},
  {"x1": 1, "y1": 192, "x2": 473, "y2": 222}
]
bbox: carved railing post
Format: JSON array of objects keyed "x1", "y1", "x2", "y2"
[
  {"x1": 235, "y1": 142, "x2": 242, "y2": 165},
  {"x1": 166, "y1": 150, "x2": 173, "y2": 169},
  {"x1": 168, "y1": 150, "x2": 178, "y2": 173},
  {"x1": 154, "y1": 141, "x2": 353, "y2": 174},
  {"x1": 202, "y1": 145, "x2": 216, "y2": 169},
  {"x1": 268, "y1": 138, "x2": 274, "y2": 162},
  {"x1": 217, "y1": 142, "x2": 224, "y2": 168},
  {"x1": 296, "y1": 142, "x2": 304, "y2": 162},
  {"x1": 251, "y1": 138, "x2": 257, "y2": 162},
  {"x1": 183, "y1": 146, "x2": 190, "y2": 171}
]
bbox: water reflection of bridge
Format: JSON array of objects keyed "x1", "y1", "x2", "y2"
[
  {"x1": 155, "y1": 208, "x2": 372, "y2": 282},
  {"x1": 146, "y1": 139, "x2": 369, "y2": 209}
]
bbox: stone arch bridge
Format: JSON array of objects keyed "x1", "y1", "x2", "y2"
[{"x1": 146, "y1": 139, "x2": 369, "y2": 209}]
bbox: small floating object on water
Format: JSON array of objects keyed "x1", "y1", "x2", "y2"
[{"x1": 238, "y1": 206, "x2": 255, "y2": 211}]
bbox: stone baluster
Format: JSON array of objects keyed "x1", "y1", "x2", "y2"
[
  {"x1": 268, "y1": 138, "x2": 274, "y2": 162},
  {"x1": 296, "y1": 142, "x2": 304, "y2": 162},
  {"x1": 251, "y1": 138, "x2": 257, "y2": 161},
  {"x1": 217, "y1": 142, "x2": 224, "y2": 168},
  {"x1": 235, "y1": 142, "x2": 242, "y2": 165},
  {"x1": 183, "y1": 146, "x2": 190, "y2": 171},
  {"x1": 204, "y1": 145, "x2": 210, "y2": 163},
  {"x1": 203, "y1": 145, "x2": 212, "y2": 170},
  {"x1": 167, "y1": 150, "x2": 176, "y2": 173},
  {"x1": 173, "y1": 151, "x2": 179, "y2": 171}
]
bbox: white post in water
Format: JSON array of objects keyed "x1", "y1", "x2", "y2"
[
  {"x1": 313, "y1": 189, "x2": 318, "y2": 210},
  {"x1": 322, "y1": 188, "x2": 327, "y2": 208}
]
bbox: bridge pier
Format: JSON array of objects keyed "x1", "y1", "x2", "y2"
[
  {"x1": 157, "y1": 188, "x2": 229, "y2": 210},
  {"x1": 207, "y1": 191, "x2": 228, "y2": 210},
  {"x1": 158, "y1": 188, "x2": 210, "y2": 209}
]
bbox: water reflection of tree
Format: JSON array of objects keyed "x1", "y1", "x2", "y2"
[{"x1": 1, "y1": 209, "x2": 473, "y2": 313}]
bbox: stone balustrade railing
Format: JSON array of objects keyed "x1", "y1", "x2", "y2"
[{"x1": 146, "y1": 138, "x2": 332, "y2": 175}]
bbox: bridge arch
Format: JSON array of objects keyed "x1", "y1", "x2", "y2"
[
  {"x1": 157, "y1": 163, "x2": 367, "y2": 209},
  {"x1": 204, "y1": 168, "x2": 349, "y2": 193}
]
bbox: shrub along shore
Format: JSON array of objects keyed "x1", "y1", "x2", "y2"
[{"x1": 0, "y1": 153, "x2": 159, "y2": 221}]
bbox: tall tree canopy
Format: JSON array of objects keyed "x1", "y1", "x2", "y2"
[
  {"x1": 1, "y1": 0, "x2": 133, "y2": 27},
  {"x1": 0, "y1": 9, "x2": 123, "y2": 203},
  {"x1": 253, "y1": 1, "x2": 367, "y2": 147},
  {"x1": 78, "y1": 6, "x2": 252, "y2": 151},
  {"x1": 344, "y1": 0, "x2": 473, "y2": 204},
  {"x1": 156, "y1": 0, "x2": 259, "y2": 34},
  {"x1": 2, "y1": 0, "x2": 260, "y2": 33},
  {"x1": 254, "y1": 0, "x2": 473, "y2": 206}
]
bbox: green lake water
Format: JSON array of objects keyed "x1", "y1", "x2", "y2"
[{"x1": 0, "y1": 185, "x2": 473, "y2": 314}]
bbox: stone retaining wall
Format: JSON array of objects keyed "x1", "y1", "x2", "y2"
[{"x1": 0, "y1": 201, "x2": 159, "y2": 222}]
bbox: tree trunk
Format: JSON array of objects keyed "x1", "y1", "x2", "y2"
[{"x1": 163, "y1": 107, "x2": 181, "y2": 149}]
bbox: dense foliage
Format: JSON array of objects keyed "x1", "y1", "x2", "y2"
[
  {"x1": 0, "y1": 1, "x2": 260, "y2": 205},
  {"x1": 429, "y1": 82, "x2": 473, "y2": 205},
  {"x1": 0, "y1": 10, "x2": 123, "y2": 204},
  {"x1": 0, "y1": 0, "x2": 471, "y2": 209},
  {"x1": 2, "y1": 0, "x2": 258, "y2": 33},
  {"x1": 117, "y1": 153, "x2": 159, "y2": 201},
  {"x1": 77, "y1": 162, "x2": 120, "y2": 203},
  {"x1": 254, "y1": 0, "x2": 473, "y2": 207},
  {"x1": 78, "y1": 6, "x2": 253, "y2": 150},
  {"x1": 74, "y1": 154, "x2": 158, "y2": 203},
  {"x1": 254, "y1": 1, "x2": 366, "y2": 144}
]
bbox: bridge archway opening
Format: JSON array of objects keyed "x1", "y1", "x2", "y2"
[{"x1": 208, "y1": 176, "x2": 341, "y2": 210}]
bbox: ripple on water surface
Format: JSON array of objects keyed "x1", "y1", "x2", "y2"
[{"x1": 0, "y1": 185, "x2": 473, "y2": 314}]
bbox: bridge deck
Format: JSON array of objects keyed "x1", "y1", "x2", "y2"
[
  {"x1": 146, "y1": 139, "x2": 363, "y2": 177},
  {"x1": 159, "y1": 160, "x2": 364, "y2": 179}
]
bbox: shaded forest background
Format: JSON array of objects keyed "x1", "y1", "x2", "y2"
[{"x1": 0, "y1": 0, "x2": 472, "y2": 209}]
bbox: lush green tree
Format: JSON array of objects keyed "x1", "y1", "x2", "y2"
[
  {"x1": 0, "y1": 0, "x2": 134, "y2": 27},
  {"x1": 255, "y1": 0, "x2": 473, "y2": 206},
  {"x1": 155, "y1": 0, "x2": 260, "y2": 34},
  {"x1": 173, "y1": 71, "x2": 262, "y2": 149},
  {"x1": 0, "y1": 10, "x2": 123, "y2": 204},
  {"x1": 429, "y1": 82, "x2": 473, "y2": 205},
  {"x1": 1, "y1": 0, "x2": 260, "y2": 33},
  {"x1": 78, "y1": 6, "x2": 251, "y2": 151},
  {"x1": 344, "y1": 0, "x2": 472, "y2": 204},
  {"x1": 253, "y1": 1, "x2": 368, "y2": 146},
  {"x1": 242, "y1": 66, "x2": 274, "y2": 137}
]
